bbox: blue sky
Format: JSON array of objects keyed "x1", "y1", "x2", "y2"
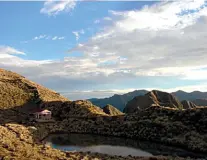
[
  {"x1": 0, "y1": 1, "x2": 153, "y2": 60},
  {"x1": 0, "y1": 1, "x2": 207, "y2": 100}
]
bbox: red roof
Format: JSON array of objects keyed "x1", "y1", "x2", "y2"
[{"x1": 32, "y1": 109, "x2": 51, "y2": 113}]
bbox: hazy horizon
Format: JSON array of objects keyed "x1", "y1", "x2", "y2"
[{"x1": 59, "y1": 87, "x2": 207, "y2": 100}]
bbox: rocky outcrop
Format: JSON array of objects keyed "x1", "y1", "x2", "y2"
[
  {"x1": 44, "y1": 100, "x2": 107, "y2": 120},
  {"x1": 103, "y1": 104, "x2": 124, "y2": 116},
  {"x1": 124, "y1": 90, "x2": 183, "y2": 113},
  {"x1": 181, "y1": 100, "x2": 197, "y2": 109}
]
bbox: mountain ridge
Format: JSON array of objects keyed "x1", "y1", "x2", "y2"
[
  {"x1": 89, "y1": 89, "x2": 207, "y2": 111},
  {"x1": 124, "y1": 90, "x2": 183, "y2": 113},
  {"x1": 1, "y1": 68, "x2": 207, "y2": 159},
  {"x1": 88, "y1": 90, "x2": 149, "y2": 111}
]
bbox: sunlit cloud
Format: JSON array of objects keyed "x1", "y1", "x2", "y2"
[{"x1": 40, "y1": 0, "x2": 76, "y2": 16}]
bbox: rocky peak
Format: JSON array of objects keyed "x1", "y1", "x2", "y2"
[
  {"x1": 124, "y1": 90, "x2": 183, "y2": 113},
  {"x1": 103, "y1": 104, "x2": 123, "y2": 116}
]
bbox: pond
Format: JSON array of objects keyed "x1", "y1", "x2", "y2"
[{"x1": 45, "y1": 133, "x2": 206, "y2": 158}]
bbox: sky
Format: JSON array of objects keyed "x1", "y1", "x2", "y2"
[{"x1": 1, "y1": 0, "x2": 207, "y2": 100}]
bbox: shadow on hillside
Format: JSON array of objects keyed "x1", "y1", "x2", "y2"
[
  {"x1": 1, "y1": 98, "x2": 207, "y2": 158},
  {"x1": 0, "y1": 100, "x2": 63, "y2": 139},
  {"x1": 0, "y1": 99, "x2": 125, "y2": 142}
]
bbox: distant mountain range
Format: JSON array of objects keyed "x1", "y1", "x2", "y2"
[
  {"x1": 89, "y1": 90, "x2": 207, "y2": 111},
  {"x1": 89, "y1": 90, "x2": 148, "y2": 111}
]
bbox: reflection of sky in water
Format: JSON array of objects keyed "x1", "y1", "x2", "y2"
[
  {"x1": 52, "y1": 144, "x2": 83, "y2": 152},
  {"x1": 45, "y1": 133, "x2": 207, "y2": 158},
  {"x1": 52, "y1": 144, "x2": 152, "y2": 157},
  {"x1": 81, "y1": 145, "x2": 152, "y2": 157}
]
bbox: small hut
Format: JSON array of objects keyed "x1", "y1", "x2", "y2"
[{"x1": 30, "y1": 109, "x2": 52, "y2": 122}]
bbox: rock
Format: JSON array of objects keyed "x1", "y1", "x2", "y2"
[
  {"x1": 124, "y1": 90, "x2": 183, "y2": 113},
  {"x1": 27, "y1": 126, "x2": 37, "y2": 133},
  {"x1": 181, "y1": 100, "x2": 197, "y2": 109}
]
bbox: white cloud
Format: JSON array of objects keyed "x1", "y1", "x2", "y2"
[
  {"x1": 103, "y1": 17, "x2": 112, "y2": 21},
  {"x1": 1, "y1": 1, "x2": 207, "y2": 100},
  {"x1": 51, "y1": 36, "x2": 65, "y2": 40},
  {"x1": 33, "y1": 35, "x2": 46, "y2": 40},
  {"x1": 94, "y1": 19, "x2": 100, "y2": 24},
  {"x1": 32, "y1": 35, "x2": 65, "y2": 41},
  {"x1": 52, "y1": 36, "x2": 58, "y2": 40},
  {"x1": 94, "y1": 17, "x2": 112, "y2": 25},
  {"x1": 72, "y1": 29, "x2": 85, "y2": 41},
  {"x1": 72, "y1": 31, "x2": 79, "y2": 41},
  {"x1": 70, "y1": 1, "x2": 207, "y2": 80},
  {"x1": 0, "y1": 46, "x2": 53, "y2": 69},
  {"x1": 165, "y1": 84, "x2": 207, "y2": 93},
  {"x1": 0, "y1": 46, "x2": 25, "y2": 55},
  {"x1": 40, "y1": 0, "x2": 76, "y2": 16},
  {"x1": 20, "y1": 41, "x2": 28, "y2": 44},
  {"x1": 58, "y1": 36, "x2": 65, "y2": 40},
  {"x1": 109, "y1": 0, "x2": 206, "y2": 31}
]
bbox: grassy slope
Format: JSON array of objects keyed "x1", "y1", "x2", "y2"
[
  {"x1": 0, "y1": 68, "x2": 68, "y2": 110},
  {"x1": 0, "y1": 68, "x2": 107, "y2": 117},
  {"x1": 0, "y1": 68, "x2": 110, "y2": 159}
]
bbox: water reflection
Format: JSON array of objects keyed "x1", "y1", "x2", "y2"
[{"x1": 45, "y1": 133, "x2": 206, "y2": 158}]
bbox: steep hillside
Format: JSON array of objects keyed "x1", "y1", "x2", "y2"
[
  {"x1": 102, "y1": 104, "x2": 124, "y2": 116},
  {"x1": 0, "y1": 68, "x2": 107, "y2": 119},
  {"x1": 124, "y1": 90, "x2": 183, "y2": 113},
  {"x1": 89, "y1": 90, "x2": 148, "y2": 111},
  {"x1": 0, "y1": 68, "x2": 68, "y2": 110},
  {"x1": 181, "y1": 100, "x2": 197, "y2": 109}
]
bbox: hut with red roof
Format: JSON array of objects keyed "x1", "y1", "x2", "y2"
[{"x1": 30, "y1": 109, "x2": 52, "y2": 122}]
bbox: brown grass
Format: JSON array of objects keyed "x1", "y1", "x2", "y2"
[
  {"x1": 0, "y1": 69, "x2": 68, "y2": 110},
  {"x1": 0, "y1": 123, "x2": 186, "y2": 160}
]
